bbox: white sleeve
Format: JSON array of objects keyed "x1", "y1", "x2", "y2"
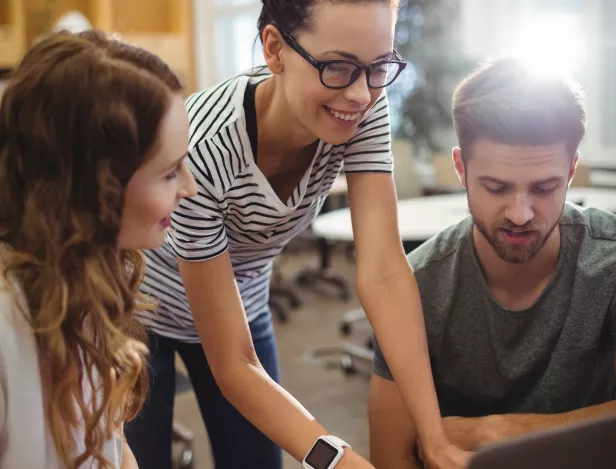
[{"x1": 342, "y1": 92, "x2": 393, "y2": 174}]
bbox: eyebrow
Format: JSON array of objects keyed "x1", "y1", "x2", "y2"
[
  {"x1": 322, "y1": 50, "x2": 395, "y2": 62},
  {"x1": 478, "y1": 176, "x2": 563, "y2": 185},
  {"x1": 164, "y1": 152, "x2": 188, "y2": 172}
]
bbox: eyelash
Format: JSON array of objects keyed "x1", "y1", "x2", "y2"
[
  {"x1": 485, "y1": 186, "x2": 506, "y2": 194},
  {"x1": 484, "y1": 186, "x2": 556, "y2": 195},
  {"x1": 165, "y1": 167, "x2": 180, "y2": 181}
]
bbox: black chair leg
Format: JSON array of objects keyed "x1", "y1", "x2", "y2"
[{"x1": 295, "y1": 238, "x2": 351, "y2": 300}]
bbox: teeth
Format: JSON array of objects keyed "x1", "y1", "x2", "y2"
[{"x1": 327, "y1": 107, "x2": 360, "y2": 121}]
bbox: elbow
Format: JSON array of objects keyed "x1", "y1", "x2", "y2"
[
  {"x1": 355, "y1": 259, "x2": 411, "y2": 301},
  {"x1": 209, "y1": 347, "x2": 261, "y2": 403}
]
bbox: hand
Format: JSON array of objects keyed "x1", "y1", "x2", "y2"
[
  {"x1": 336, "y1": 449, "x2": 376, "y2": 469},
  {"x1": 418, "y1": 437, "x2": 472, "y2": 469}
]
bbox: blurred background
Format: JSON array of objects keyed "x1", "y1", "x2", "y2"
[{"x1": 1, "y1": 1, "x2": 615, "y2": 468}]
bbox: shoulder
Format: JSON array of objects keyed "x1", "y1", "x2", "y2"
[
  {"x1": 561, "y1": 203, "x2": 616, "y2": 279},
  {"x1": 407, "y1": 217, "x2": 472, "y2": 275},
  {"x1": 187, "y1": 68, "x2": 271, "y2": 146},
  {"x1": 561, "y1": 202, "x2": 616, "y2": 242}
]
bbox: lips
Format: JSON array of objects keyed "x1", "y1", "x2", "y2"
[
  {"x1": 161, "y1": 216, "x2": 172, "y2": 228},
  {"x1": 499, "y1": 228, "x2": 536, "y2": 245}
]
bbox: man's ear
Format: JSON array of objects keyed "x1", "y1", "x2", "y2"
[
  {"x1": 452, "y1": 147, "x2": 466, "y2": 189},
  {"x1": 568, "y1": 153, "x2": 579, "y2": 186},
  {"x1": 261, "y1": 25, "x2": 285, "y2": 74}
]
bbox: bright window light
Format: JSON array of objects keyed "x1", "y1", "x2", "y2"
[{"x1": 508, "y1": 13, "x2": 584, "y2": 78}]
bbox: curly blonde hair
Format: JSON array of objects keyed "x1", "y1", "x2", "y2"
[{"x1": 0, "y1": 30, "x2": 182, "y2": 468}]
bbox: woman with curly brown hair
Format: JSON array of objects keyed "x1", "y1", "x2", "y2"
[{"x1": 0, "y1": 29, "x2": 196, "y2": 468}]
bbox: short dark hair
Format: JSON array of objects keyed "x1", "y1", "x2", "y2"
[
  {"x1": 257, "y1": 0, "x2": 400, "y2": 41},
  {"x1": 452, "y1": 57, "x2": 587, "y2": 161}
]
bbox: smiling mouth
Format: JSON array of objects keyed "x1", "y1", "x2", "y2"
[{"x1": 323, "y1": 105, "x2": 361, "y2": 122}]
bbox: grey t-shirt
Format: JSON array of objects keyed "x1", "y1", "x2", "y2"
[{"x1": 374, "y1": 203, "x2": 616, "y2": 417}]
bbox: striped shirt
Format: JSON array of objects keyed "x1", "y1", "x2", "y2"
[{"x1": 138, "y1": 70, "x2": 393, "y2": 342}]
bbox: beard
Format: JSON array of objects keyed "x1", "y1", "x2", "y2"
[{"x1": 469, "y1": 201, "x2": 563, "y2": 264}]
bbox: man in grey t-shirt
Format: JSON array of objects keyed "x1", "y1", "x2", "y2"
[{"x1": 369, "y1": 58, "x2": 616, "y2": 469}]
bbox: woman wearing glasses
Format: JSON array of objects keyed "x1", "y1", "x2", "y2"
[{"x1": 126, "y1": 1, "x2": 468, "y2": 469}]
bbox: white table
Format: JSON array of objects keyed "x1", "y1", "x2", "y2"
[{"x1": 313, "y1": 188, "x2": 616, "y2": 243}]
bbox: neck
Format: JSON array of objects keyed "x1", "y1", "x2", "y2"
[
  {"x1": 473, "y1": 225, "x2": 561, "y2": 292},
  {"x1": 255, "y1": 76, "x2": 318, "y2": 157}
]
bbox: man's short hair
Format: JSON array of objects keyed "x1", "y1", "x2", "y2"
[{"x1": 452, "y1": 57, "x2": 587, "y2": 161}]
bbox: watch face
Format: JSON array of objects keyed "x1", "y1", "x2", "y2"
[{"x1": 305, "y1": 439, "x2": 339, "y2": 469}]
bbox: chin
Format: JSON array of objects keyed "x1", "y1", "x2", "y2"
[{"x1": 317, "y1": 127, "x2": 357, "y2": 146}]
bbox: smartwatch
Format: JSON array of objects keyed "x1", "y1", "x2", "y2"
[{"x1": 303, "y1": 435, "x2": 351, "y2": 469}]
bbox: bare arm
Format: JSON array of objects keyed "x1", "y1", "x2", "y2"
[
  {"x1": 369, "y1": 373, "x2": 420, "y2": 469},
  {"x1": 445, "y1": 353, "x2": 616, "y2": 450},
  {"x1": 120, "y1": 441, "x2": 138, "y2": 469},
  {"x1": 179, "y1": 253, "x2": 373, "y2": 467},
  {"x1": 347, "y1": 173, "x2": 464, "y2": 466},
  {"x1": 444, "y1": 400, "x2": 616, "y2": 451}
]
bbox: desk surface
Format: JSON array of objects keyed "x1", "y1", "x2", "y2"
[{"x1": 313, "y1": 187, "x2": 616, "y2": 242}]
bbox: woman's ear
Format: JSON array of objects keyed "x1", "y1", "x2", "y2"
[{"x1": 261, "y1": 25, "x2": 285, "y2": 74}]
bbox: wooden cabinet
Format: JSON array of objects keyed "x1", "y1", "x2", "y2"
[
  {"x1": 0, "y1": 0, "x2": 195, "y2": 93},
  {"x1": 0, "y1": 0, "x2": 26, "y2": 69}
]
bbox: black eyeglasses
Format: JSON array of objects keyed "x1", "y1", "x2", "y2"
[{"x1": 276, "y1": 27, "x2": 407, "y2": 90}]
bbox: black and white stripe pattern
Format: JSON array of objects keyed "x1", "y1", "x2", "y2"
[{"x1": 138, "y1": 71, "x2": 393, "y2": 342}]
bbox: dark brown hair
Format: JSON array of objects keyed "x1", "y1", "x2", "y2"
[
  {"x1": 0, "y1": 29, "x2": 181, "y2": 468},
  {"x1": 452, "y1": 57, "x2": 587, "y2": 161},
  {"x1": 257, "y1": 0, "x2": 400, "y2": 40}
]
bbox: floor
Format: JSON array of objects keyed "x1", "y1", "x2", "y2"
[{"x1": 172, "y1": 248, "x2": 375, "y2": 468}]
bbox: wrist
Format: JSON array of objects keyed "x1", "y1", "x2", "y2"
[
  {"x1": 303, "y1": 435, "x2": 351, "y2": 469},
  {"x1": 418, "y1": 428, "x2": 448, "y2": 456}
]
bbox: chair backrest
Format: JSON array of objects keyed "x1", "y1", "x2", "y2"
[{"x1": 391, "y1": 139, "x2": 423, "y2": 199}]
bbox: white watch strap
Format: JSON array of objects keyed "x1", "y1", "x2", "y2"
[{"x1": 324, "y1": 435, "x2": 351, "y2": 450}]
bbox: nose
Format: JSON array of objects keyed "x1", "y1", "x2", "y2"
[
  {"x1": 505, "y1": 192, "x2": 534, "y2": 227},
  {"x1": 178, "y1": 164, "x2": 197, "y2": 199},
  {"x1": 343, "y1": 71, "x2": 372, "y2": 107}
]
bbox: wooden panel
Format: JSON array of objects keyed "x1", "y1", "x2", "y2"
[
  {"x1": 0, "y1": 0, "x2": 26, "y2": 69},
  {"x1": 110, "y1": 0, "x2": 173, "y2": 33},
  {"x1": 23, "y1": 0, "x2": 93, "y2": 46},
  {"x1": 0, "y1": 0, "x2": 9, "y2": 25},
  {"x1": 0, "y1": 26, "x2": 21, "y2": 68}
]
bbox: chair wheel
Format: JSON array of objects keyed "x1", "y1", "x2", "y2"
[
  {"x1": 341, "y1": 355, "x2": 356, "y2": 374},
  {"x1": 179, "y1": 448, "x2": 194, "y2": 469}
]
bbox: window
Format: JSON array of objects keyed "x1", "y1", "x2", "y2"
[{"x1": 193, "y1": 0, "x2": 264, "y2": 88}]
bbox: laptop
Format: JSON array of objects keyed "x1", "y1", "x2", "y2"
[{"x1": 468, "y1": 414, "x2": 616, "y2": 469}]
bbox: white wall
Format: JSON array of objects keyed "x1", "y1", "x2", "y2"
[{"x1": 460, "y1": 0, "x2": 616, "y2": 168}]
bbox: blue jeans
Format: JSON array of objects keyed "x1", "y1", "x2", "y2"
[{"x1": 125, "y1": 313, "x2": 282, "y2": 469}]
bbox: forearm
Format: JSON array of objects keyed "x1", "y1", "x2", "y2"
[
  {"x1": 217, "y1": 359, "x2": 328, "y2": 462},
  {"x1": 358, "y1": 268, "x2": 445, "y2": 448},
  {"x1": 456, "y1": 400, "x2": 616, "y2": 450},
  {"x1": 489, "y1": 400, "x2": 616, "y2": 441}
]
